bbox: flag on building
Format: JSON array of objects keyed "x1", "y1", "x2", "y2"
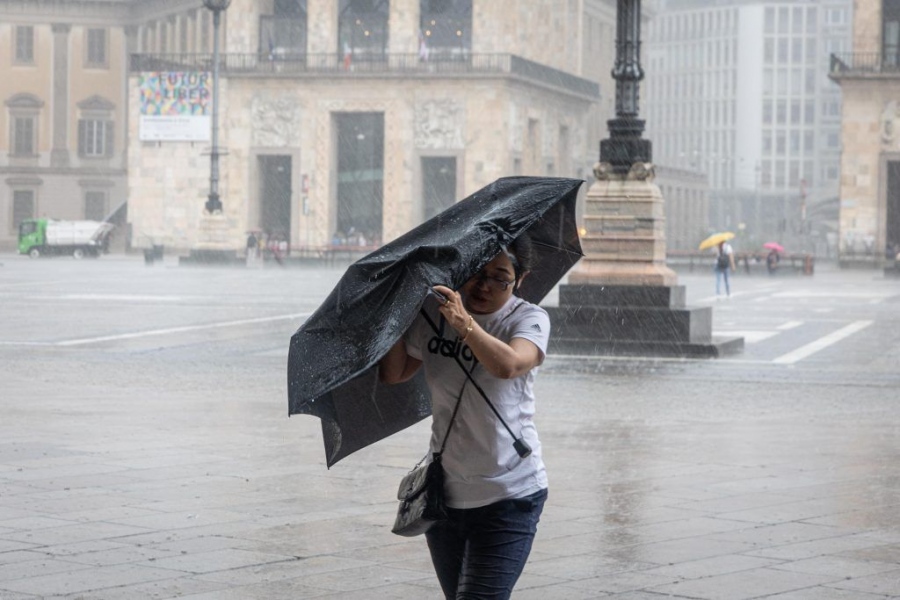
[
  {"x1": 418, "y1": 30, "x2": 429, "y2": 62},
  {"x1": 343, "y1": 41, "x2": 352, "y2": 70}
]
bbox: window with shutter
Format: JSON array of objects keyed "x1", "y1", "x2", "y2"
[
  {"x1": 13, "y1": 117, "x2": 36, "y2": 155},
  {"x1": 12, "y1": 191, "x2": 35, "y2": 231},
  {"x1": 86, "y1": 28, "x2": 107, "y2": 66},
  {"x1": 15, "y1": 26, "x2": 34, "y2": 63},
  {"x1": 78, "y1": 119, "x2": 114, "y2": 157}
]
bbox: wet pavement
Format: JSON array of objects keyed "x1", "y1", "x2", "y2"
[{"x1": 1, "y1": 253, "x2": 899, "y2": 599}]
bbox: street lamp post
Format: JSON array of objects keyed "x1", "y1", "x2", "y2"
[
  {"x1": 203, "y1": 0, "x2": 231, "y2": 214},
  {"x1": 600, "y1": 0, "x2": 652, "y2": 174},
  {"x1": 548, "y1": 0, "x2": 743, "y2": 358}
]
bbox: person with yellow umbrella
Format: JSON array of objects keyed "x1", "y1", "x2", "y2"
[{"x1": 699, "y1": 232, "x2": 736, "y2": 298}]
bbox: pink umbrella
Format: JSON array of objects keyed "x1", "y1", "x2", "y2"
[{"x1": 764, "y1": 242, "x2": 785, "y2": 253}]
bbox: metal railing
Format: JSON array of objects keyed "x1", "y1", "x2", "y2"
[
  {"x1": 829, "y1": 52, "x2": 900, "y2": 76},
  {"x1": 130, "y1": 52, "x2": 600, "y2": 98}
]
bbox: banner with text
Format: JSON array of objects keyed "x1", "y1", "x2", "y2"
[{"x1": 138, "y1": 72, "x2": 211, "y2": 141}]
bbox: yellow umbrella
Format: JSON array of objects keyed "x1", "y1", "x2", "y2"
[{"x1": 698, "y1": 231, "x2": 735, "y2": 251}]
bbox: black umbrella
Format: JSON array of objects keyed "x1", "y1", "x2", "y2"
[{"x1": 288, "y1": 176, "x2": 584, "y2": 466}]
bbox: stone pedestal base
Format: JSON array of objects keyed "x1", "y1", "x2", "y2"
[
  {"x1": 547, "y1": 284, "x2": 744, "y2": 358},
  {"x1": 569, "y1": 165, "x2": 678, "y2": 287},
  {"x1": 179, "y1": 212, "x2": 239, "y2": 266},
  {"x1": 550, "y1": 162, "x2": 743, "y2": 358}
]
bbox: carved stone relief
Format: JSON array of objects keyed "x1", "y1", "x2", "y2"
[
  {"x1": 251, "y1": 95, "x2": 302, "y2": 147},
  {"x1": 414, "y1": 99, "x2": 464, "y2": 149}
]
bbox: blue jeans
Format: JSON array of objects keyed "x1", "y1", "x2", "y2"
[
  {"x1": 426, "y1": 488, "x2": 548, "y2": 599},
  {"x1": 715, "y1": 266, "x2": 731, "y2": 296}
]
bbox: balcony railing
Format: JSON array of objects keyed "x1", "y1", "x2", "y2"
[
  {"x1": 130, "y1": 52, "x2": 600, "y2": 99},
  {"x1": 829, "y1": 52, "x2": 900, "y2": 77}
]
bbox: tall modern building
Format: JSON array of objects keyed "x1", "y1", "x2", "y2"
[
  {"x1": 1, "y1": 0, "x2": 620, "y2": 254},
  {"x1": 644, "y1": 0, "x2": 852, "y2": 254},
  {"x1": 830, "y1": 0, "x2": 900, "y2": 267}
]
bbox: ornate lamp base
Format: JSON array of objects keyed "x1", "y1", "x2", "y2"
[
  {"x1": 548, "y1": 162, "x2": 743, "y2": 358},
  {"x1": 180, "y1": 211, "x2": 241, "y2": 266}
]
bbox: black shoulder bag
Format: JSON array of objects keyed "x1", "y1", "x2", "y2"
[{"x1": 391, "y1": 382, "x2": 465, "y2": 537}]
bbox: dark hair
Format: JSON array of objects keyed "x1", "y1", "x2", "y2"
[{"x1": 506, "y1": 234, "x2": 534, "y2": 278}]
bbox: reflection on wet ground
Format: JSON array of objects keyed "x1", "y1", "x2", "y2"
[{"x1": 0, "y1": 257, "x2": 898, "y2": 598}]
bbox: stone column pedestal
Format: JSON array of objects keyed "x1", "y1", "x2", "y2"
[
  {"x1": 180, "y1": 212, "x2": 240, "y2": 265},
  {"x1": 548, "y1": 162, "x2": 743, "y2": 358}
]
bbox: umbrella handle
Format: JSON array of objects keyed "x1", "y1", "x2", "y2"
[{"x1": 513, "y1": 437, "x2": 532, "y2": 458}]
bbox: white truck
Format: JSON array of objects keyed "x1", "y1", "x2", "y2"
[{"x1": 18, "y1": 218, "x2": 114, "y2": 259}]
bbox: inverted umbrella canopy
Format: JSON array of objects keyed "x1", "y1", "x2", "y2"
[
  {"x1": 288, "y1": 176, "x2": 584, "y2": 466},
  {"x1": 763, "y1": 242, "x2": 785, "y2": 253},
  {"x1": 699, "y1": 231, "x2": 735, "y2": 251}
]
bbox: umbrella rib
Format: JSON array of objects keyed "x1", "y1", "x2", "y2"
[{"x1": 366, "y1": 366, "x2": 386, "y2": 424}]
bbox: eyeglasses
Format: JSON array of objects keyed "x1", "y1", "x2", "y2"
[{"x1": 471, "y1": 271, "x2": 515, "y2": 292}]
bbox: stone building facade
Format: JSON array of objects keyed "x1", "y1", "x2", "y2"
[
  {"x1": 0, "y1": 0, "x2": 616, "y2": 254},
  {"x1": 830, "y1": 0, "x2": 900, "y2": 266},
  {"x1": 0, "y1": 0, "x2": 132, "y2": 250},
  {"x1": 126, "y1": 0, "x2": 610, "y2": 255},
  {"x1": 655, "y1": 165, "x2": 709, "y2": 251}
]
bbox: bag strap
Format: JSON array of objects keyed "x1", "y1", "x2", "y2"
[
  {"x1": 420, "y1": 303, "x2": 530, "y2": 457},
  {"x1": 437, "y1": 376, "x2": 467, "y2": 456}
]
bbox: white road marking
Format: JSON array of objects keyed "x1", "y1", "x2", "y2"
[
  {"x1": 0, "y1": 280, "x2": 66, "y2": 289},
  {"x1": 695, "y1": 287, "x2": 778, "y2": 304},
  {"x1": 544, "y1": 354, "x2": 774, "y2": 365},
  {"x1": 55, "y1": 313, "x2": 310, "y2": 347},
  {"x1": 59, "y1": 294, "x2": 189, "y2": 302},
  {"x1": 772, "y1": 320, "x2": 873, "y2": 365},
  {"x1": 777, "y1": 320, "x2": 803, "y2": 330},
  {"x1": 771, "y1": 291, "x2": 893, "y2": 300},
  {"x1": 714, "y1": 331, "x2": 778, "y2": 344}
]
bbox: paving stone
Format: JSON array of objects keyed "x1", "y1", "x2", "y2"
[
  {"x1": 765, "y1": 587, "x2": 892, "y2": 599},
  {"x1": 824, "y1": 568, "x2": 900, "y2": 595},
  {"x1": 768, "y1": 555, "x2": 900, "y2": 578},
  {"x1": 0, "y1": 564, "x2": 180, "y2": 597},
  {"x1": 648, "y1": 566, "x2": 845, "y2": 599},
  {"x1": 2, "y1": 260, "x2": 900, "y2": 598},
  {"x1": 52, "y1": 576, "x2": 231, "y2": 599},
  {"x1": 139, "y1": 548, "x2": 295, "y2": 574},
  {"x1": 637, "y1": 553, "x2": 783, "y2": 580},
  {"x1": 193, "y1": 554, "x2": 379, "y2": 585},
  {"x1": 0, "y1": 522, "x2": 153, "y2": 547}
]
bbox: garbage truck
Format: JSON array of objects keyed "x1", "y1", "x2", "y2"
[{"x1": 18, "y1": 218, "x2": 114, "y2": 259}]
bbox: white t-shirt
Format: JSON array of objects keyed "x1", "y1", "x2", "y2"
[{"x1": 405, "y1": 294, "x2": 550, "y2": 509}]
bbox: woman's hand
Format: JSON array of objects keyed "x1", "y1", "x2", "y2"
[
  {"x1": 432, "y1": 285, "x2": 541, "y2": 379},
  {"x1": 434, "y1": 285, "x2": 470, "y2": 334}
]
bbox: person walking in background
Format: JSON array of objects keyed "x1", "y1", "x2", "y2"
[
  {"x1": 379, "y1": 235, "x2": 549, "y2": 600},
  {"x1": 245, "y1": 231, "x2": 258, "y2": 267},
  {"x1": 766, "y1": 249, "x2": 780, "y2": 276},
  {"x1": 715, "y1": 240, "x2": 736, "y2": 298}
]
